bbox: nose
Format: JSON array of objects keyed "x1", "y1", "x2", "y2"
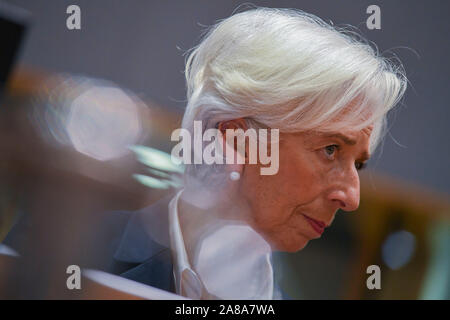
[{"x1": 327, "y1": 165, "x2": 360, "y2": 212}]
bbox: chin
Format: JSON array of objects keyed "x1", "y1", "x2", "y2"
[{"x1": 274, "y1": 237, "x2": 310, "y2": 253}]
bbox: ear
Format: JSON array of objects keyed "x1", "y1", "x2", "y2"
[{"x1": 217, "y1": 118, "x2": 248, "y2": 177}]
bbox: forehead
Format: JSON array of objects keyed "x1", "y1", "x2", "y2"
[
  {"x1": 299, "y1": 125, "x2": 374, "y2": 142},
  {"x1": 335, "y1": 125, "x2": 374, "y2": 141}
]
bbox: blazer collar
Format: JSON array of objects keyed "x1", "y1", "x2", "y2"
[{"x1": 113, "y1": 192, "x2": 175, "y2": 264}]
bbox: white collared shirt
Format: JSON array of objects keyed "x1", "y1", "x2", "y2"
[
  {"x1": 168, "y1": 190, "x2": 205, "y2": 299},
  {"x1": 168, "y1": 189, "x2": 276, "y2": 300}
]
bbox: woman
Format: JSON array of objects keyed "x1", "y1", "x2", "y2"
[
  {"x1": 0, "y1": 6, "x2": 407, "y2": 300},
  {"x1": 169, "y1": 7, "x2": 407, "y2": 299}
]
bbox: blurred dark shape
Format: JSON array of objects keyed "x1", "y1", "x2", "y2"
[{"x1": 0, "y1": 2, "x2": 29, "y2": 99}]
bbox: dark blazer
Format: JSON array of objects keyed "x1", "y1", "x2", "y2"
[
  {"x1": 107, "y1": 192, "x2": 176, "y2": 292},
  {"x1": 3, "y1": 192, "x2": 288, "y2": 299},
  {"x1": 3, "y1": 192, "x2": 177, "y2": 293}
]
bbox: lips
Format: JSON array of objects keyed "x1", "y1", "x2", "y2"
[{"x1": 302, "y1": 214, "x2": 327, "y2": 235}]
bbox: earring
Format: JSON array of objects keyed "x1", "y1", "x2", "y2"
[{"x1": 229, "y1": 171, "x2": 240, "y2": 181}]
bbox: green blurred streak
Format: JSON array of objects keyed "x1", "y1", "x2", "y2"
[
  {"x1": 419, "y1": 219, "x2": 450, "y2": 300},
  {"x1": 133, "y1": 174, "x2": 170, "y2": 190},
  {"x1": 129, "y1": 145, "x2": 184, "y2": 174}
]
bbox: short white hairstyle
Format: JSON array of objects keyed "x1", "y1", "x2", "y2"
[{"x1": 181, "y1": 7, "x2": 407, "y2": 188}]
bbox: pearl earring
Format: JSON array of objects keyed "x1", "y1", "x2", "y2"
[{"x1": 229, "y1": 171, "x2": 240, "y2": 181}]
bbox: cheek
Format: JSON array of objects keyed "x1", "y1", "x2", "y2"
[
  {"x1": 241, "y1": 147, "x2": 326, "y2": 234},
  {"x1": 241, "y1": 167, "x2": 290, "y2": 228},
  {"x1": 276, "y1": 147, "x2": 326, "y2": 205}
]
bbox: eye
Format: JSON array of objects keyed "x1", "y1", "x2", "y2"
[
  {"x1": 323, "y1": 144, "x2": 339, "y2": 159},
  {"x1": 355, "y1": 162, "x2": 367, "y2": 171}
]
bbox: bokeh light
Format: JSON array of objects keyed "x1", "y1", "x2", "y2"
[
  {"x1": 382, "y1": 230, "x2": 416, "y2": 270},
  {"x1": 29, "y1": 75, "x2": 146, "y2": 161}
]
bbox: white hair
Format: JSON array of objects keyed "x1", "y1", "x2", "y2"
[{"x1": 181, "y1": 6, "x2": 407, "y2": 190}]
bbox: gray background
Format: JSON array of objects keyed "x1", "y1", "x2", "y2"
[{"x1": 5, "y1": 0, "x2": 450, "y2": 194}]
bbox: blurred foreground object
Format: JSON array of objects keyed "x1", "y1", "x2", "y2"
[
  {"x1": 0, "y1": 67, "x2": 182, "y2": 298},
  {"x1": 81, "y1": 269, "x2": 187, "y2": 300},
  {"x1": 131, "y1": 145, "x2": 184, "y2": 190},
  {"x1": 28, "y1": 75, "x2": 146, "y2": 161}
]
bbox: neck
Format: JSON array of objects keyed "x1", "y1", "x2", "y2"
[{"x1": 177, "y1": 190, "x2": 253, "y2": 264}]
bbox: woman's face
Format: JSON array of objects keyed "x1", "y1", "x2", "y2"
[{"x1": 240, "y1": 125, "x2": 373, "y2": 252}]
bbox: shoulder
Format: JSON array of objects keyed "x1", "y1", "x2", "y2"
[{"x1": 112, "y1": 192, "x2": 174, "y2": 264}]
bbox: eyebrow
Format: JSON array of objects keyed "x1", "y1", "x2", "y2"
[
  {"x1": 322, "y1": 133, "x2": 357, "y2": 145},
  {"x1": 322, "y1": 133, "x2": 371, "y2": 162}
]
